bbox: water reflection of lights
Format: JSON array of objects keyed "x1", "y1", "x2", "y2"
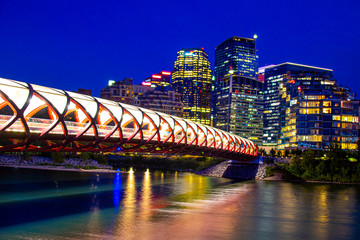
[
  {"x1": 313, "y1": 185, "x2": 330, "y2": 239},
  {"x1": 113, "y1": 172, "x2": 122, "y2": 207},
  {"x1": 141, "y1": 169, "x2": 152, "y2": 220},
  {"x1": 117, "y1": 167, "x2": 136, "y2": 237}
]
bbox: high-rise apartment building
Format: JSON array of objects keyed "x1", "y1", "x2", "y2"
[
  {"x1": 172, "y1": 48, "x2": 212, "y2": 125},
  {"x1": 264, "y1": 62, "x2": 359, "y2": 150}
]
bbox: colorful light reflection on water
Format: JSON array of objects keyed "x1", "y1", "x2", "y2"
[{"x1": 0, "y1": 167, "x2": 359, "y2": 239}]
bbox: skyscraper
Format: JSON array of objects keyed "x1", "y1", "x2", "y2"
[
  {"x1": 214, "y1": 36, "x2": 257, "y2": 81},
  {"x1": 172, "y1": 48, "x2": 212, "y2": 125},
  {"x1": 213, "y1": 36, "x2": 262, "y2": 144},
  {"x1": 215, "y1": 73, "x2": 263, "y2": 145},
  {"x1": 213, "y1": 36, "x2": 258, "y2": 126}
]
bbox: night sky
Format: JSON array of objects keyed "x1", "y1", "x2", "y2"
[{"x1": 0, "y1": 0, "x2": 359, "y2": 97}]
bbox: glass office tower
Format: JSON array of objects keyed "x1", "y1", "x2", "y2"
[
  {"x1": 172, "y1": 48, "x2": 212, "y2": 125},
  {"x1": 215, "y1": 36, "x2": 257, "y2": 80},
  {"x1": 215, "y1": 73, "x2": 263, "y2": 145},
  {"x1": 213, "y1": 36, "x2": 262, "y2": 144}
]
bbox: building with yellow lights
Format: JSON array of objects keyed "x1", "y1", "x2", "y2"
[
  {"x1": 172, "y1": 48, "x2": 212, "y2": 125},
  {"x1": 264, "y1": 62, "x2": 359, "y2": 150}
]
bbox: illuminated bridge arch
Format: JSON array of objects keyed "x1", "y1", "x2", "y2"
[{"x1": 0, "y1": 78, "x2": 258, "y2": 160}]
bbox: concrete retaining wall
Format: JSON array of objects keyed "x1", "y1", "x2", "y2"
[{"x1": 196, "y1": 160, "x2": 266, "y2": 180}]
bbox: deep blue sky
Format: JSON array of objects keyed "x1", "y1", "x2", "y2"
[{"x1": 1, "y1": 0, "x2": 359, "y2": 96}]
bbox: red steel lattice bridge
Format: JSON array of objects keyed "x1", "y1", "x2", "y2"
[{"x1": 0, "y1": 78, "x2": 258, "y2": 160}]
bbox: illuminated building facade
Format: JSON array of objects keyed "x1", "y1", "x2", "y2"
[
  {"x1": 264, "y1": 62, "x2": 359, "y2": 150},
  {"x1": 133, "y1": 84, "x2": 152, "y2": 98},
  {"x1": 213, "y1": 36, "x2": 258, "y2": 128},
  {"x1": 172, "y1": 48, "x2": 212, "y2": 125},
  {"x1": 214, "y1": 36, "x2": 257, "y2": 80},
  {"x1": 258, "y1": 65, "x2": 274, "y2": 83},
  {"x1": 215, "y1": 74, "x2": 263, "y2": 145},
  {"x1": 134, "y1": 86, "x2": 183, "y2": 117},
  {"x1": 100, "y1": 78, "x2": 134, "y2": 104},
  {"x1": 143, "y1": 71, "x2": 171, "y2": 87},
  {"x1": 213, "y1": 36, "x2": 262, "y2": 144}
]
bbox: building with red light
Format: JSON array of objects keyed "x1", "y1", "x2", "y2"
[
  {"x1": 142, "y1": 71, "x2": 172, "y2": 87},
  {"x1": 258, "y1": 65, "x2": 275, "y2": 83}
]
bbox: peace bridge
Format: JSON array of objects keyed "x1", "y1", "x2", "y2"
[{"x1": 0, "y1": 78, "x2": 258, "y2": 161}]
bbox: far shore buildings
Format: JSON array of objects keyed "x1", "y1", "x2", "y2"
[
  {"x1": 263, "y1": 62, "x2": 359, "y2": 150},
  {"x1": 100, "y1": 78, "x2": 134, "y2": 105},
  {"x1": 100, "y1": 77, "x2": 183, "y2": 117},
  {"x1": 134, "y1": 86, "x2": 183, "y2": 117}
]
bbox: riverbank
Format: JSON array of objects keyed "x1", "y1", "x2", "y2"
[
  {"x1": 0, "y1": 154, "x2": 116, "y2": 173},
  {"x1": 109, "y1": 154, "x2": 224, "y2": 172},
  {"x1": 0, "y1": 164, "x2": 120, "y2": 173}
]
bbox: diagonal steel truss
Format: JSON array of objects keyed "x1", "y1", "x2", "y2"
[{"x1": 0, "y1": 78, "x2": 258, "y2": 160}]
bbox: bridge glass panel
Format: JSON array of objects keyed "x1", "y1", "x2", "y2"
[
  {"x1": 96, "y1": 98, "x2": 123, "y2": 122},
  {"x1": 0, "y1": 95, "x2": 15, "y2": 127},
  {"x1": 32, "y1": 84, "x2": 68, "y2": 114},
  {"x1": 24, "y1": 94, "x2": 58, "y2": 136},
  {"x1": 197, "y1": 124, "x2": 207, "y2": 147},
  {"x1": 221, "y1": 131, "x2": 230, "y2": 150},
  {"x1": 205, "y1": 127, "x2": 215, "y2": 148},
  {"x1": 68, "y1": 92, "x2": 98, "y2": 119},
  {"x1": 159, "y1": 117, "x2": 172, "y2": 143},
  {"x1": 141, "y1": 113, "x2": 158, "y2": 142},
  {"x1": 64, "y1": 99, "x2": 92, "y2": 137},
  {"x1": 186, "y1": 123, "x2": 197, "y2": 145},
  {"x1": 96, "y1": 105, "x2": 116, "y2": 138},
  {"x1": 173, "y1": 120, "x2": 185, "y2": 144},
  {"x1": 0, "y1": 79, "x2": 30, "y2": 110},
  {"x1": 121, "y1": 110, "x2": 140, "y2": 140},
  {"x1": 214, "y1": 129, "x2": 222, "y2": 149}
]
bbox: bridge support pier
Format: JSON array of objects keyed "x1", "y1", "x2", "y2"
[{"x1": 196, "y1": 157, "x2": 266, "y2": 180}]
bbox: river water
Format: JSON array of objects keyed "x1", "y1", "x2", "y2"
[{"x1": 0, "y1": 167, "x2": 359, "y2": 240}]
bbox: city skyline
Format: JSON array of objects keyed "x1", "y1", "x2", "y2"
[{"x1": 0, "y1": 0, "x2": 359, "y2": 96}]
